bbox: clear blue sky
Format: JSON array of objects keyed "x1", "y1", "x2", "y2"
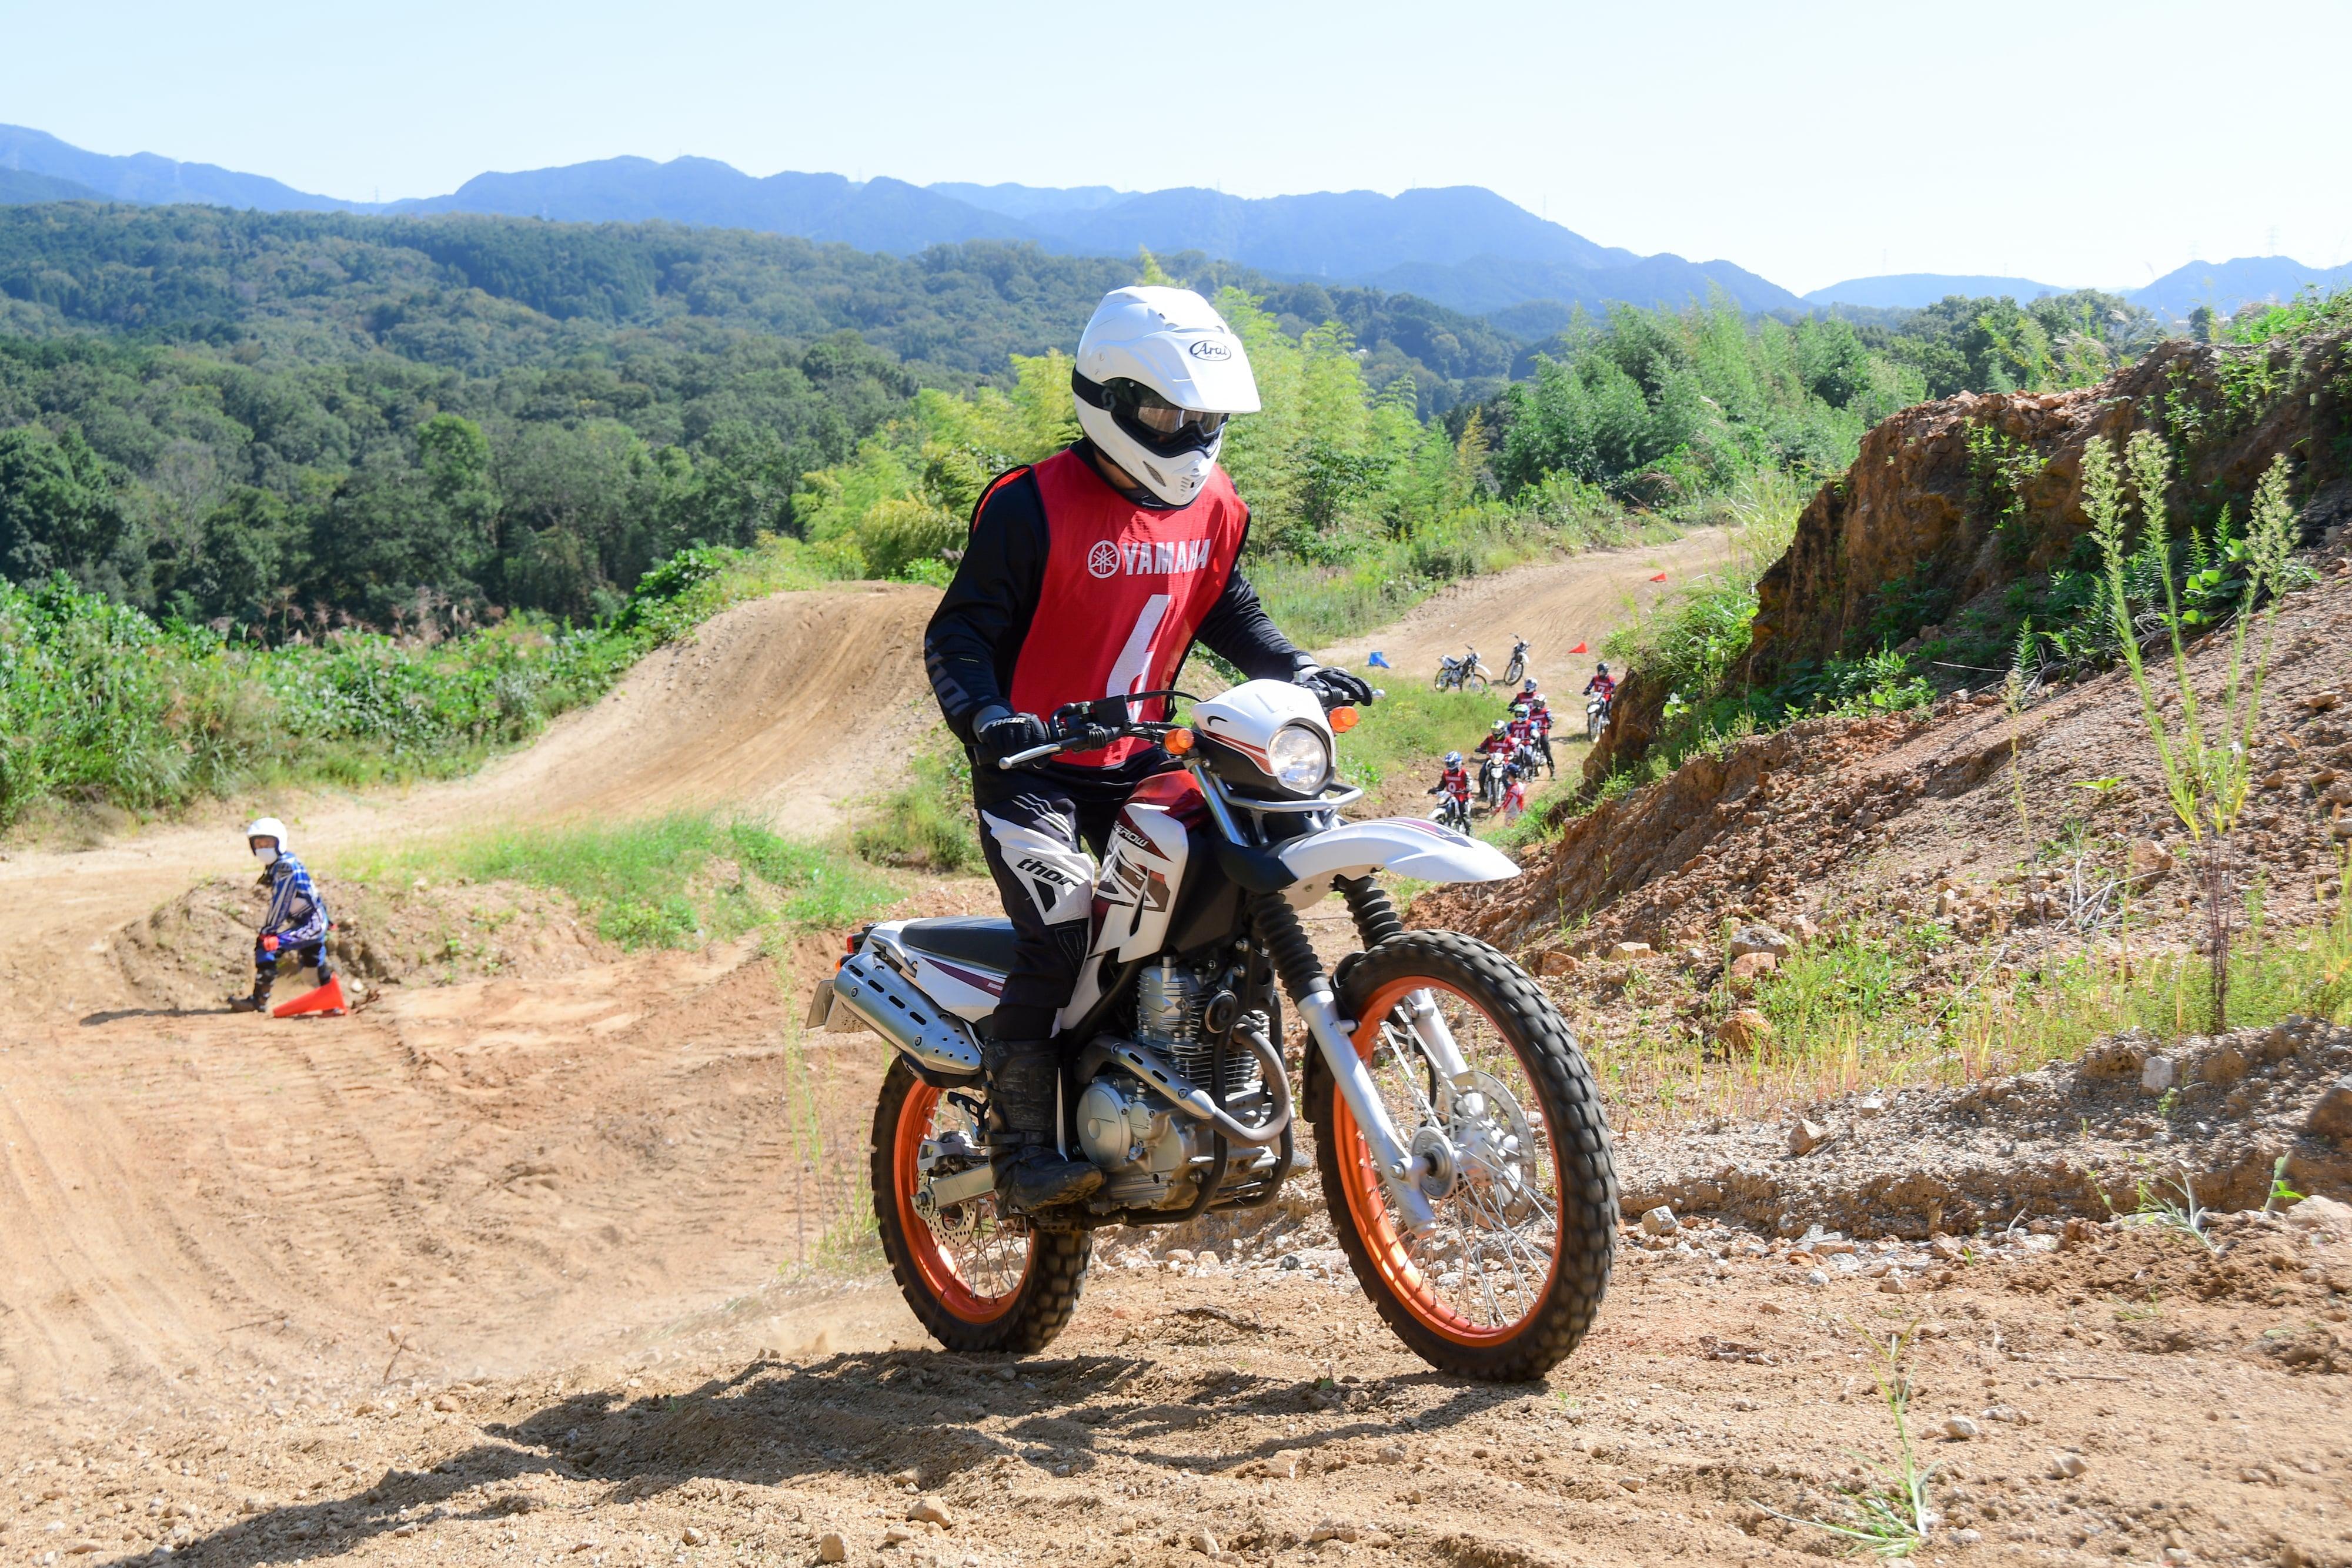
[{"x1": 2, "y1": 0, "x2": 2344, "y2": 295}]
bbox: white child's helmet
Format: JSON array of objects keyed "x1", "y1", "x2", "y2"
[
  {"x1": 1071, "y1": 286, "x2": 1260, "y2": 507},
  {"x1": 246, "y1": 817, "x2": 290, "y2": 865}
]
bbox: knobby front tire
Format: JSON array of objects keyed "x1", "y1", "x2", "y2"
[
  {"x1": 870, "y1": 1058, "x2": 1089, "y2": 1354},
  {"x1": 1308, "y1": 931, "x2": 1616, "y2": 1380}
]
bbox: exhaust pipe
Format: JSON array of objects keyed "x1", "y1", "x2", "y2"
[{"x1": 826, "y1": 951, "x2": 984, "y2": 1077}]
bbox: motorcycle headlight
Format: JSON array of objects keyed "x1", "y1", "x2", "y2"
[{"x1": 1267, "y1": 723, "x2": 1331, "y2": 795}]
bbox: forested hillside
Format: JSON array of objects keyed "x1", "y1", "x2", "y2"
[
  {"x1": 0, "y1": 203, "x2": 2191, "y2": 639},
  {"x1": 0, "y1": 195, "x2": 2233, "y2": 828}
]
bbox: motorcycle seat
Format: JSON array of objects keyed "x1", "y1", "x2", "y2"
[{"x1": 897, "y1": 916, "x2": 1020, "y2": 974}]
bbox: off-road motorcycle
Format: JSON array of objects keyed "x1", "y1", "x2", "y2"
[
  {"x1": 1425, "y1": 786, "x2": 1474, "y2": 833},
  {"x1": 1585, "y1": 693, "x2": 1612, "y2": 742},
  {"x1": 806, "y1": 680, "x2": 1617, "y2": 1380},
  {"x1": 1501, "y1": 637, "x2": 1531, "y2": 686},
  {"x1": 1476, "y1": 750, "x2": 1505, "y2": 808},
  {"x1": 1432, "y1": 646, "x2": 1494, "y2": 694}
]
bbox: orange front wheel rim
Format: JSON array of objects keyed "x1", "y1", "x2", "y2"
[{"x1": 1332, "y1": 978, "x2": 1564, "y2": 1346}]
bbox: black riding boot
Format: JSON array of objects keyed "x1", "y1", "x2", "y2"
[
  {"x1": 227, "y1": 972, "x2": 275, "y2": 1013},
  {"x1": 984, "y1": 1038, "x2": 1103, "y2": 1213}
]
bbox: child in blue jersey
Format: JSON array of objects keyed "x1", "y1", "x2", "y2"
[{"x1": 228, "y1": 816, "x2": 336, "y2": 1012}]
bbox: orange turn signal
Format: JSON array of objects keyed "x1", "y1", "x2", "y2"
[
  {"x1": 1328, "y1": 706, "x2": 1359, "y2": 733},
  {"x1": 1165, "y1": 727, "x2": 1196, "y2": 754}
]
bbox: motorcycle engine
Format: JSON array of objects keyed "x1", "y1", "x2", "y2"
[{"x1": 1075, "y1": 959, "x2": 1279, "y2": 1210}]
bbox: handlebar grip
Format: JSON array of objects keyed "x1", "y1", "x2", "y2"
[{"x1": 995, "y1": 740, "x2": 1067, "y2": 769}]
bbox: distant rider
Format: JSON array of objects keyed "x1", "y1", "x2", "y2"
[
  {"x1": 1427, "y1": 751, "x2": 1471, "y2": 824},
  {"x1": 1501, "y1": 761, "x2": 1530, "y2": 825},
  {"x1": 1517, "y1": 681, "x2": 1555, "y2": 774},
  {"x1": 1583, "y1": 661, "x2": 1617, "y2": 707},
  {"x1": 923, "y1": 285, "x2": 1372, "y2": 1214},
  {"x1": 227, "y1": 817, "x2": 335, "y2": 1013},
  {"x1": 1473, "y1": 718, "x2": 1515, "y2": 793}
]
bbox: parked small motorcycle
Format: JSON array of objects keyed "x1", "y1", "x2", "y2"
[{"x1": 1432, "y1": 646, "x2": 1494, "y2": 694}]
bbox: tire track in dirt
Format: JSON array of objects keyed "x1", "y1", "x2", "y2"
[{"x1": 0, "y1": 545, "x2": 1733, "y2": 1419}]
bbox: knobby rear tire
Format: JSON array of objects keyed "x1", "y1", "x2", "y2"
[
  {"x1": 1307, "y1": 931, "x2": 1617, "y2": 1381},
  {"x1": 870, "y1": 1058, "x2": 1089, "y2": 1355}
]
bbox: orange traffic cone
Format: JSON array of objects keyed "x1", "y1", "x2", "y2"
[{"x1": 272, "y1": 975, "x2": 348, "y2": 1018}]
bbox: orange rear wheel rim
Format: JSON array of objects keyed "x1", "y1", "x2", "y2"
[
  {"x1": 1332, "y1": 977, "x2": 1563, "y2": 1346},
  {"x1": 893, "y1": 1080, "x2": 1030, "y2": 1323}
]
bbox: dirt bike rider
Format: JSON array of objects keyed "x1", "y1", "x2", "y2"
[
  {"x1": 226, "y1": 817, "x2": 335, "y2": 1013},
  {"x1": 1426, "y1": 751, "x2": 1471, "y2": 823},
  {"x1": 1472, "y1": 718, "x2": 1514, "y2": 796},
  {"x1": 923, "y1": 286, "x2": 1374, "y2": 1215},
  {"x1": 1583, "y1": 661, "x2": 1617, "y2": 711},
  {"x1": 1514, "y1": 680, "x2": 1556, "y2": 774}
]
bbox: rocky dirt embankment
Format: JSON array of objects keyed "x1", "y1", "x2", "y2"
[
  {"x1": 1750, "y1": 330, "x2": 2352, "y2": 681},
  {"x1": 111, "y1": 873, "x2": 614, "y2": 1009},
  {"x1": 1592, "y1": 319, "x2": 2352, "y2": 784},
  {"x1": 1618, "y1": 1017, "x2": 2352, "y2": 1238},
  {"x1": 1418, "y1": 570, "x2": 2352, "y2": 987}
]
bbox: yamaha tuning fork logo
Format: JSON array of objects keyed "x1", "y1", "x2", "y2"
[{"x1": 1089, "y1": 538, "x2": 1213, "y2": 579}]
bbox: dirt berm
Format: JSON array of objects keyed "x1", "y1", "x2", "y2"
[{"x1": 1592, "y1": 320, "x2": 2352, "y2": 782}]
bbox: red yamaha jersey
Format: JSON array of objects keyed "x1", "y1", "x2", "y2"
[
  {"x1": 1004, "y1": 448, "x2": 1251, "y2": 767},
  {"x1": 1437, "y1": 767, "x2": 1471, "y2": 801}
]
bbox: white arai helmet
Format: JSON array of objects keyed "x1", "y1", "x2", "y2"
[{"x1": 1071, "y1": 286, "x2": 1261, "y2": 507}]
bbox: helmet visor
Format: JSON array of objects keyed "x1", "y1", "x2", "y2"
[{"x1": 1075, "y1": 372, "x2": 1228, "y2": 456}]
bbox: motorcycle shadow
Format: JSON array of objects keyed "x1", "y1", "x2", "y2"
[{"x1": 151, "y1": 1350, "x2": 1528, "y2": 1564}]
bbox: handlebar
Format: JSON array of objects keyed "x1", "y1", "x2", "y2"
[
  {"x1": 994, "y1": 690, "x2": 1194, "y2": 770},
  {"x1": 991, "y1": 680, "x2": 1379, "y2": 771}
]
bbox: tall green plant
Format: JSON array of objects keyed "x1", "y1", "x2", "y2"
[{"x1": 2084, "y1": 430, "x2": 2300, "y2": 1028}]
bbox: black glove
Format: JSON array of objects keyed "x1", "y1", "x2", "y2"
[
  {"x1": 1293, "y1": 664, "x2": 1376, "y2": 709},
  {"x1": 974, "y1": 707, "x2": 1051, "y2": 767}
]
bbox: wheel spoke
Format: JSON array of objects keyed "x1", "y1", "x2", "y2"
[{"x1": 1348, "y1": 977, "x2": 1572, "y2": 1336}]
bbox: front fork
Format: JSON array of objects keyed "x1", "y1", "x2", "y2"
[{"x1": 1253, "y1": 882, "x2": 1472, "y2": 1236}]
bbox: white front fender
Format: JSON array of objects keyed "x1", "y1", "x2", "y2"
[{"x1": 1277, "y1": 817, "x2": 1519, "y2": 888}]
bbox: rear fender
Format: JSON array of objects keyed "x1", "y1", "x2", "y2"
[{"x1": 1276, "y1": 817, "x2": 1518, "y2": 891}]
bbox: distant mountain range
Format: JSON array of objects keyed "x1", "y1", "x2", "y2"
[
  {"x1": 1803, "y1": 273, "x2": 2071, "y2": 309},
  {"x1": 2128, "y1": 256, "x2": 2352, "y2": 317},
  {"x1": 1804, "y1": 259, "x2": 2352, "y2": 317},
  {"x1": 0, "y1": 124, "x2": 1796, "y2": 320},
  {"x1": 4, "y1": 123, "x2": 2347, "y2": 327}
]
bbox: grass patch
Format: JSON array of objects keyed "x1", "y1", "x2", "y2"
[
  {"x1": 1251, "y1": 503, "x2": 1675, "y2": 648},
  {"x1": 1, "y1": 536, "x2": 848, "y2": 836},
  {"x1": 851, "y1": 737, "x2": 984, "y2": 872},
  {"x1": 340, "y1": 811, "x2": 899, "y2": 950},
  {"x1": 1335, "y1": 681, "x2": 1514, "y2": 798},
  {"x1": 1599, "y1": 875, "x2": 2352, "y2": 1129}
]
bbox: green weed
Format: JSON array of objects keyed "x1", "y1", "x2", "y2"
[
  {"x1": 343, "y1": 812, "x2": 899, "y2": 950},
  {"x1": 1759, "y1": 1320, "x2": 1936, "y2": 1559},
  {"x1": 2084, "y1": 432, "x2": 2301, "y2": 1028},
  {"x1": 853, "y1": 738, "x2": 985, "y2": 872}
]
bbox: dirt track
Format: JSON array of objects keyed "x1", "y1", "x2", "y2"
[
  {"x1": 0, "y1": 554, "x2": 1693, "y2": 1419},
  {"x1": 8, "y1": 552, "x2": 2347, "y2": 1567},
  {"x1": 1312, "y1": 528, "x2": 1735, "y2": 690}
]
